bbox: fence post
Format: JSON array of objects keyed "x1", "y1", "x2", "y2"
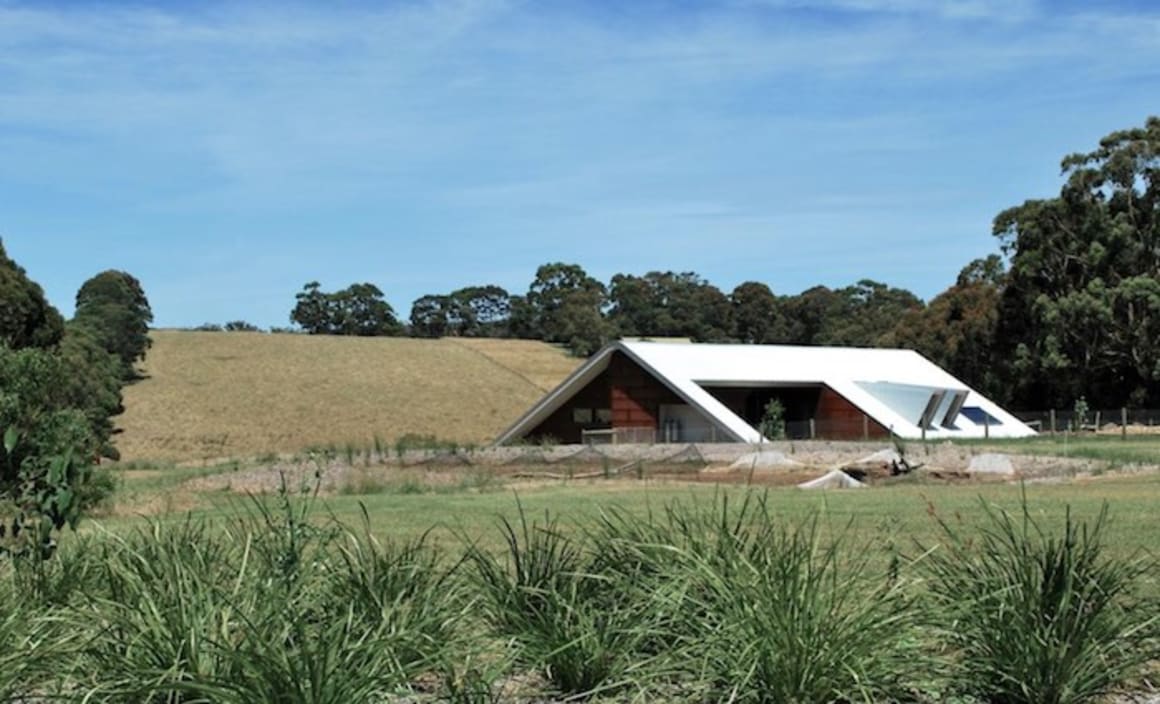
[
  {"x1": 1049, "y1": 409, "x2": 1056, "y2": 435},
  {"x1": 809, "y1": 418, "x2": 816, "y2": 440},
  {"x1": 1094, "y1": 410, "x2": 1101, "y2": 431},
  {"x1": 1122, "y1": 407, "x2": 1128, "y2": 441},
  {"x1": 984, "y1": 417, "x2": 989, "y2": 440}
]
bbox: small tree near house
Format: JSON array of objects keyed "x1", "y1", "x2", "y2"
[{"x1": 760, "y1": 398, "x2": 786, "y2": 440}]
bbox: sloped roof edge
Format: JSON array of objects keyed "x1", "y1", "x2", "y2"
[
  {"x1": 493, "y1": 341, "x2": 759, "y2": 445},
  {"x1": 493, "y1": 344, "x2": 618, "y2": 446}
]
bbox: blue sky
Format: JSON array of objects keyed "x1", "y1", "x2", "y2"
[{"x1": 1, "y1": 0, "x2": 1158, "y2": 328}]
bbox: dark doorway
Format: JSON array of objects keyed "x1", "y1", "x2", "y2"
[{"x1": 700, "y1": 385, "x2": 823, "y2": 439}]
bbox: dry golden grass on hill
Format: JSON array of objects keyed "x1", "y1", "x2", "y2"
[
  {"x1": 446, "y1": 337, "x2": 580, "y2": 391},
  {"x1": 116, "y1": 331, "x2": 581, "y2": 463}
]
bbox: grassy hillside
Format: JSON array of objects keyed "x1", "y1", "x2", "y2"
[{"x1": 116, "y1": 331, "x2": 581, "y2": 462}]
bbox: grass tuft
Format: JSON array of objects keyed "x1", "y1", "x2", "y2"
[{"x1": 920, "y1": 490, "x2": 1158, "y2": 704}]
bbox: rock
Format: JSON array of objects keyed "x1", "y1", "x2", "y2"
[{"x1": 968, "y1": 453, "x2": 1015, "y2": 475}]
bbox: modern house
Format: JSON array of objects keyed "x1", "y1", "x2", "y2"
[{"x1": 495, "y1": 340, "x2": 1036, "y2": 444}]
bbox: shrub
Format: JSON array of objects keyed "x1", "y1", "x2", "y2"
[{"x1": 759, "y1": 398, "x2": 786, "y2": 440}]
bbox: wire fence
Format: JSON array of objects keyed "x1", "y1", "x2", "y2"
[
  {"x1": 1016, "y1": 408, "x2": 1160, "y2": 435},
  {"x1": 580, "y1": 409, "x2": 1160, "y2": 445}
]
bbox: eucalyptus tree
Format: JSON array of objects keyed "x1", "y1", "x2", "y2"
[{"x1": 993, "y1": 116, "x2": 1160, "y2": 407}]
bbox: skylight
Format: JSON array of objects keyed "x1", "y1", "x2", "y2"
[{"x1": 960, "y1": 406, "x2": 1001, "y2": 427}]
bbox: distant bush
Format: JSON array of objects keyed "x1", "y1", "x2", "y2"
[
  {"x1": 193, "y1": 323, "x2": 223, "y2": 332},
  {"x1": 224, "y1": 321, "x2": 260, "y2": 332}
]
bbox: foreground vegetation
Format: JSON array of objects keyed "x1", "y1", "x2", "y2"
[{"x1": 1, "y1": 471, "x2": 1150, "y2": 703}]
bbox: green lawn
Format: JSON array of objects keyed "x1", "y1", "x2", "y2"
[
  {"x1": 92, "y1": 459, "x2": 1160, "y2": 561},
  {"x1": 954, "y1": 432, "x2": 1160, "y2": 465}
]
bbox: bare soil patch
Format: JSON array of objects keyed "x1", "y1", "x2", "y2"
[{"x1": 172, "y1": 440, "x2": 1132, "y2": 499}]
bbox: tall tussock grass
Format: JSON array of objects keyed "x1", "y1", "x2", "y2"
[
  {"x1": 34, "y1": 487, "x2": 468, "y2": 702},
  {"x1": 468, "y1": 506, "x2": 666, "y2": 699},
  {"x1": 587, "y1": 493, "x2": 924, "y2": 703},
  {"x1": 0, "y1": 487, "x2": 1155, "y2": 702},
  {"x1": 920, "y1": 495, "x2": 1158, "y2": 704}
]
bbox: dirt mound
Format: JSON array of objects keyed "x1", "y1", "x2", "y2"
[
  {"x1": 729, "y1": 450, "x2": 803, "y2": 470},
  {"x1": 799, "y1": 470, "x2": 866, "y2": 490}
]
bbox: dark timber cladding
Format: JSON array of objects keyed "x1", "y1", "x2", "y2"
[
  {"x1": 525, "y1": 349, "x2": 888, "y2": 442},
  {"x1": 816, "y1": 387, "x2": 889, "y2": 439},
  {"x1": 525, "y1": 351, "x2": 681, "y2": 443},
  {"x1": 609, "y1": 350, "x2": 681, "y2": 428},
  {"x1": 526, "y1": 367, "x2": 611, "y2": 444}
]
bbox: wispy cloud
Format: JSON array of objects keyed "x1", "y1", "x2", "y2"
[
  {"x1": 737, "y1": 0, "x2": 1038, "y2": 21},
  {"x1": 1, "y1": 0, "x2": 1158, "y2": 324}
]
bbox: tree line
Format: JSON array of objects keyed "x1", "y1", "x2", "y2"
[
  {"x1": 286, "y1": 117, "x2": 1160, "y2": 412},
  {"x1": 0, "y1": 241, "x2": 152, "y2": 557},
  {"x1": 289, "y1": 268, "x2": 925, "y2": 352}
]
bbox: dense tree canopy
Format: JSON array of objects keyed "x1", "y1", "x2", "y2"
[
  {"x1": 523, "y1": 263, "x2": 610, "y2": 356},
  {"x1": 72, "y1": 270, "x2": 153, "y2": 379},
  {"x1": 451, "y1": 285, "x2": 511, "y2": 337},
  {"x1": 291, "y1": 282, "x2": 402, "y2": 336},
  {"x1": 608, "y1": 271, "x2": 732, "y2": 341},
  {"x1": 994, "y1": 116, "x2": 1160, "y2": 408},
  {"x1": 0, "y1": 241, "x2": 64, "y2": 350},
  {"x1": 0, "y1": 244, "x2": 129, "y2": 557},
  {"x1": 822, "y1": 280, "x2": 924, "y2": 347},
  {"x1": 409, "y1": 285, "x2": 512, "y2": 339},
  {"x1": 730, "y1": 282, "x2": 781, "y2": 344}
]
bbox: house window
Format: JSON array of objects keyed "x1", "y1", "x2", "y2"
[
  {"x1": 572, "y1": 408, "x2": 593, "y2": 424},
  {"x1": 595, "y1": 408, "x2": 612, "y2": 424}
]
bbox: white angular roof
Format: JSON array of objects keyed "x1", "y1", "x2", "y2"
[{"x1": 495, "y1": 340, "x2": 1036, "y2": 444}]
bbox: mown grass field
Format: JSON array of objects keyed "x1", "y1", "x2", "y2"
[
  {"x1": 116, "y1": 331, "x2": 581, "y2": 462},
  {"x1": 97, "y1": 432, "x2": 1160, "y2": 558}
]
